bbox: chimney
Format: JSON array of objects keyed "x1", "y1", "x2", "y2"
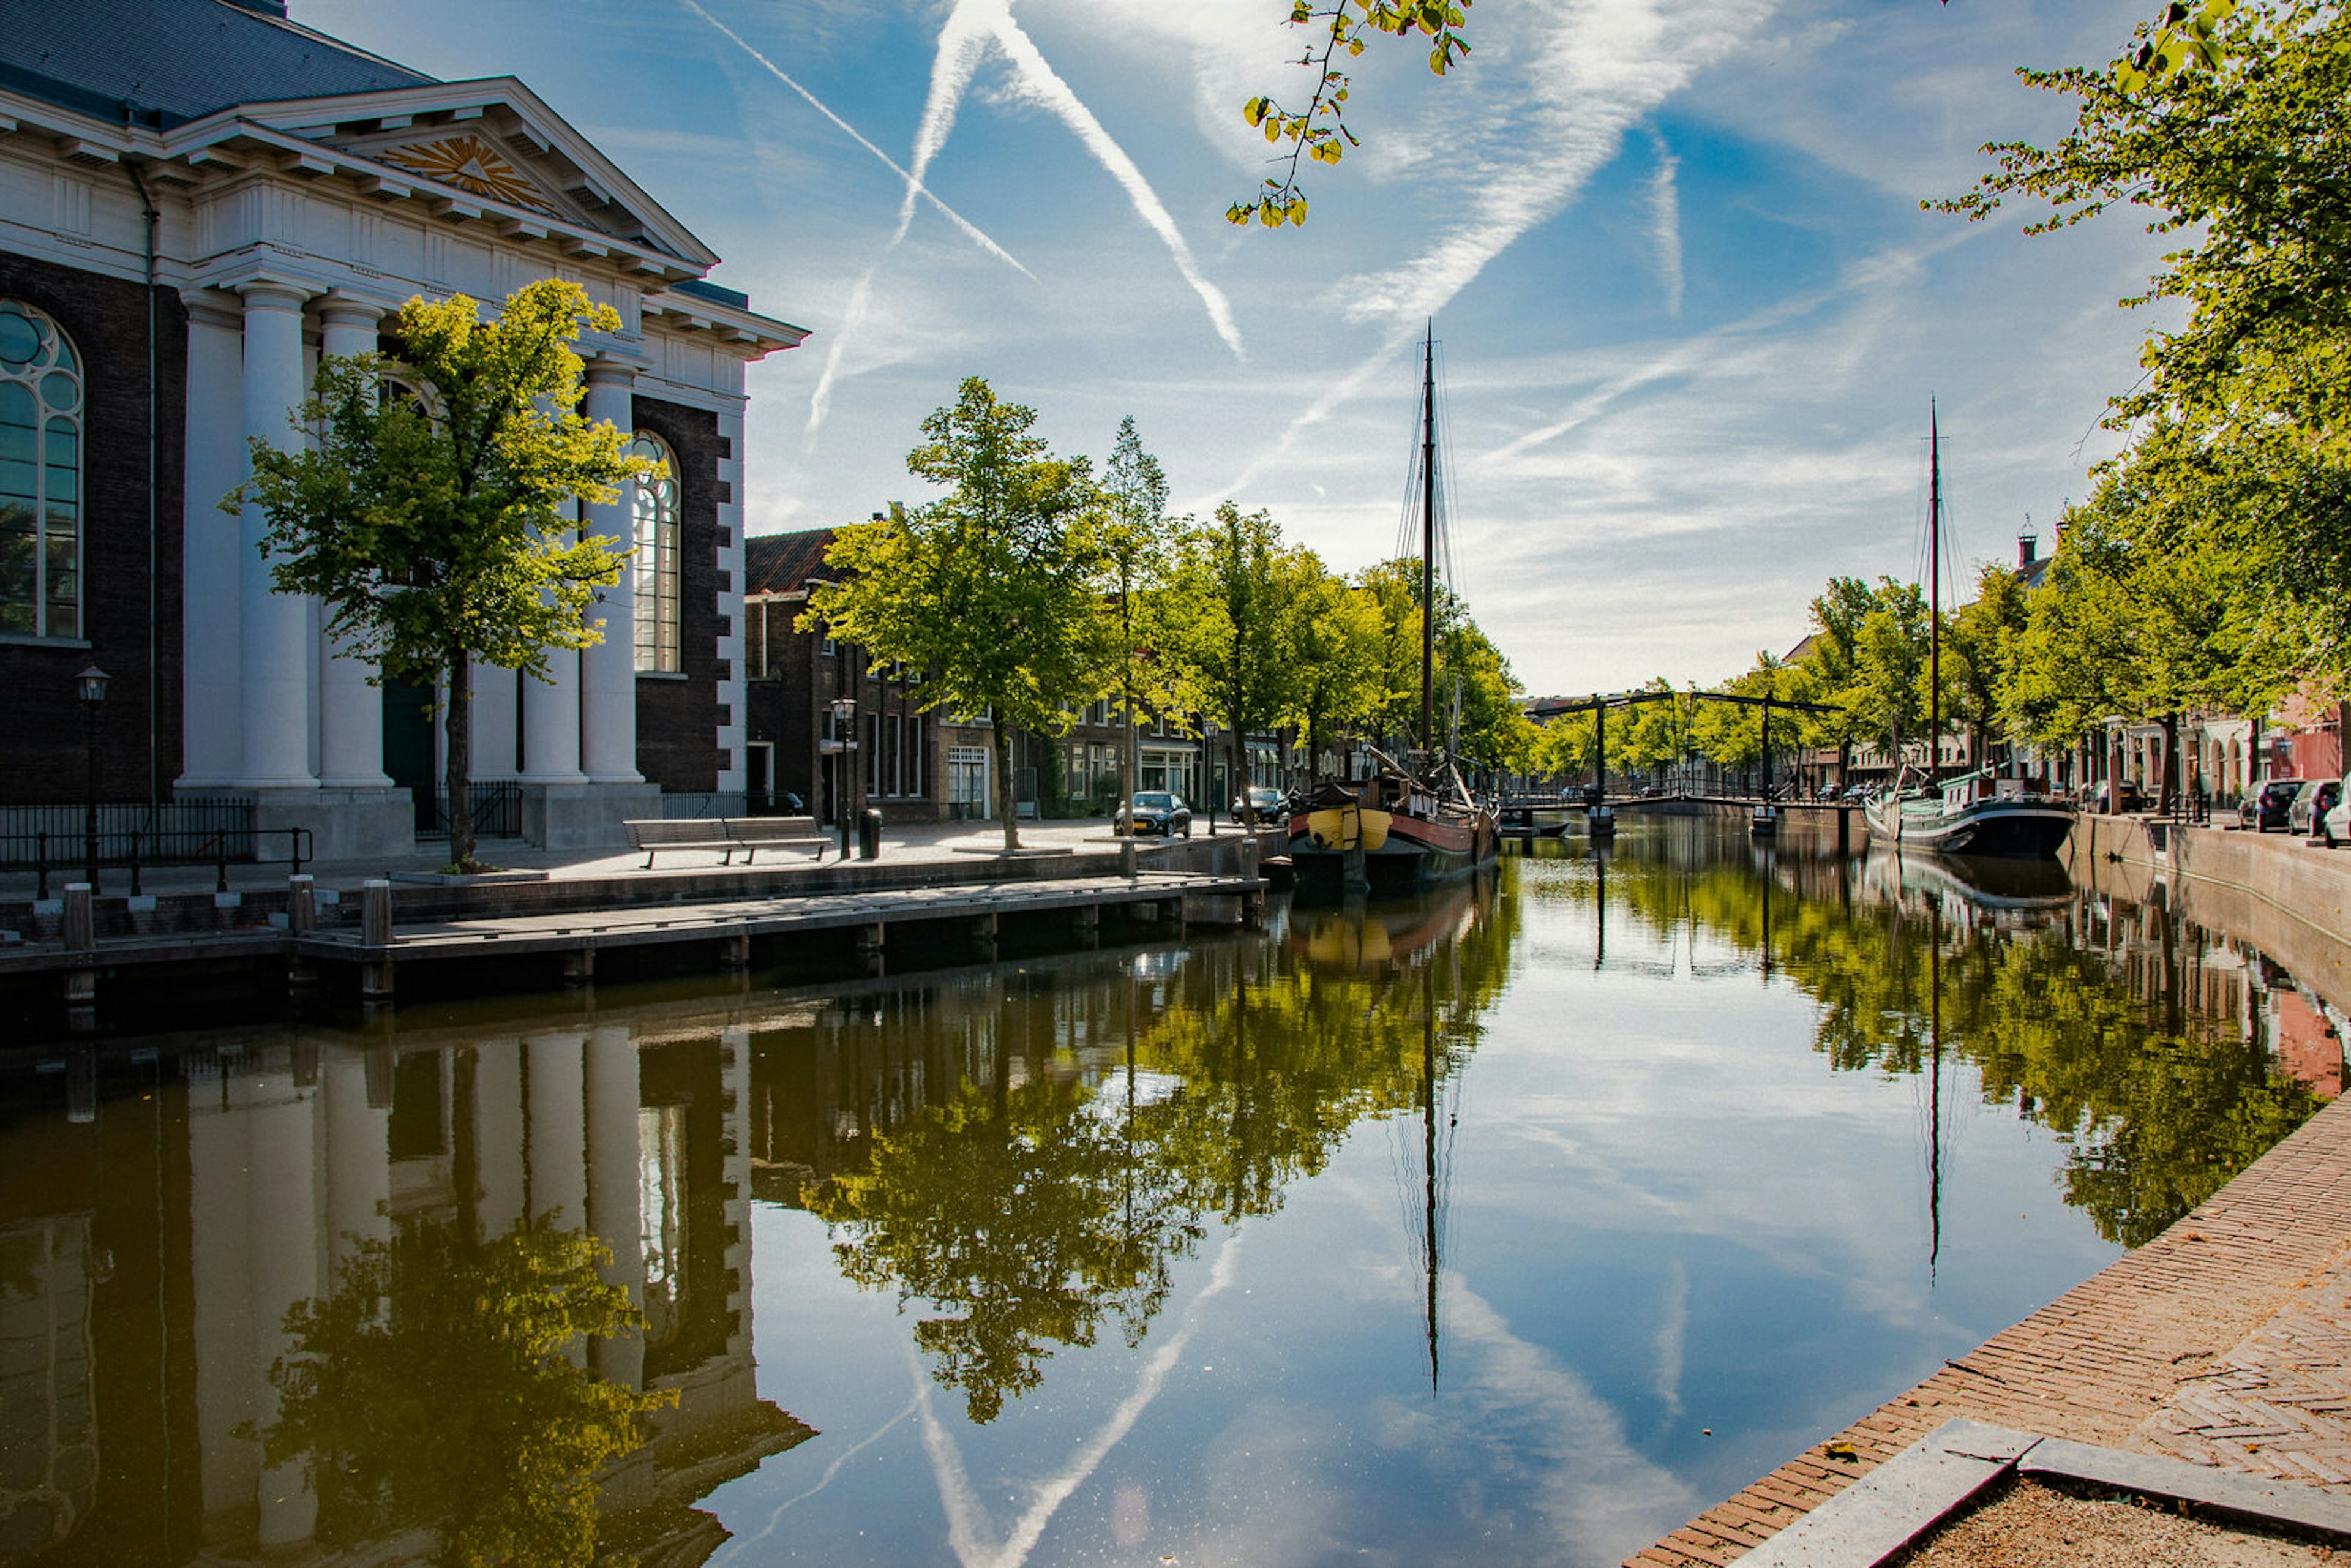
[{"x1": 2017, "y1": 530, "x2": 2038, "y2": 569}]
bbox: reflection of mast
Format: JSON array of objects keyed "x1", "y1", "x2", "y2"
[
  {"x1": 1594, "y1": 850, "x2": 1608, "y2": 972},
  {"x1": 1422, "y1": 961, "x2": 1441, "y2": 1391},
  {"x1": 1761, "y1": 843, "x2": 1775, "y2": 985},
  {"x1": 1929, "y1": 898, "x2": 1944, "y2": 1282}
]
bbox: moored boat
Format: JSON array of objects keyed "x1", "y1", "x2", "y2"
[
  {"x1": 1866, "y1": 770, "x2": 2075, "y2": 858},
  {"x1": 1288, "y1": 321, "x2": 1499, "y2": 894}
]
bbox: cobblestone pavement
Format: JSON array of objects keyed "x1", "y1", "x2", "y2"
[{"x1": 1630, "y1": 1092, "x2": 2351, "y2": 1567}]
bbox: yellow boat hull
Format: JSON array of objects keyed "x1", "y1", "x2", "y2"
[{"x1": 1302, "y1": 805, "x2": 1390, "y2": 852}]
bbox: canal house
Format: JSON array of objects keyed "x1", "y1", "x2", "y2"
[{"x1": 0, "y1": 0, "x2": 803, "y2": 861}]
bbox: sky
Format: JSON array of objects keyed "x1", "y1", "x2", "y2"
[{"x1": 306, "y1": 0, "x2": 2174, "y2": 699}]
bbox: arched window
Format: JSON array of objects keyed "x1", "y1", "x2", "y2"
[
  {"x1": 0, "y1": 300, "x2": 83, "y2": 639},
  {"x1": 626, "y1": 432, "x2": 680, "y2": 673}
]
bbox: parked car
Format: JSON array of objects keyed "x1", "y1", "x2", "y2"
[
  {"x1": 2323, "y1": 779, "x2": 2351, "y2": 847},
  {"x1": 2290, "y1": 778, "x2": 2340, "y2": 837},
  {"x1": 2243, "y1": 776, "x2": 2302, "y2": 832},
  {"x1": 1232, "y1": 786, "x2": 1284, "y2": 823},
  {"x1": 1121, "y1": 790, "x2": 1192, "y2": 838}
]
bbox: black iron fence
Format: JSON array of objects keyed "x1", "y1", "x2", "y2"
[
  {"x1": 416, "y1": 781, "x2": 524, "y2": 841},
  {"x1": 1, "y1": 798, "x2": 256, "y2": 869}
]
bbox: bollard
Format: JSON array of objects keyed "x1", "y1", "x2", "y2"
[
  {"x1": 1120, "y1": 839, "x2": 1138, "y2": 882},
  {"x1": 129, "y1": 832, "x2": 141, "y2": 897},
  {"x1": 35, "y1": 831, "x2": 48, "y2": 900}
]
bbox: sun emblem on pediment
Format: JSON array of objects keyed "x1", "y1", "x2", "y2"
[{"x1": 378, "y1": 133, "x2": 558, "y2": 216}]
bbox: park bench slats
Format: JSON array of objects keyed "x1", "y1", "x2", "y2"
[{"x1": 624, "y1": 817, "x2": 832, "y2": 869}]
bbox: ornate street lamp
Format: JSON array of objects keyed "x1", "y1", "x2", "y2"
[
  {"x1": 77, "y1": 666, "x2": 108, "y2": 891},
  {"x1": 828, "y1": 694, "x2": 858, "y2": 855}
]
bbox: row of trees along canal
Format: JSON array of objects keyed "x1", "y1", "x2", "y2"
[
  {"x1": 809, "y1": 378, "x2": 1526, "y2": 847},
  {"x1": 230, "y1": 285, "x2": 1529, "y2": 867}
]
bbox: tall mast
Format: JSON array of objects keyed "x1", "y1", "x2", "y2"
[
  {"x1": 1927, "y1": 400, "x2": 1941, "y2": 786},
  {"x1": 1420, "y1": 321, "x2": 1438, "y2": 756}
]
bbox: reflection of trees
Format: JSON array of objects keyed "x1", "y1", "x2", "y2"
[
  {"x1": 258, "y1": 1216, "x2": 670, "y2": 1567},
  {"x1": 812, "y1": 1071, "x2": 1202, "y2": 1424},
  {"x1": 1531, "y1": 836, "x2": 2326, "y2": 1247},
  {"x1": 807, "y1": 875, "x2": 1520, "y2": 1423}
]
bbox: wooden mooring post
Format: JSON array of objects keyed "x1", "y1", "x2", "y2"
[
  {"x1": 287, "y1": 874, "x2": 318, "y2": 991},
  {"x1": 61, "y1": 882, "x2": 95, "y2": 1019},
  {"x1": 359, "y1": 880, "x2": 395, "y2": 1002}
]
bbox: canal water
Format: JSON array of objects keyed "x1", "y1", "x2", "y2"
[{"x1": 2, "y1": 820, "x2": 2340, "y2": 1567}]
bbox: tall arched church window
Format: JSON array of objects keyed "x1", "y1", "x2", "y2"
[
  {"x1": 626, "y1": 432, "x2": 680, "y2": 673},
  {"x1": 0, "y1": 301, "x2": 83, "y2": 639}
]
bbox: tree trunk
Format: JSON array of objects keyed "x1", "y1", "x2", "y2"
[
  {"x1": 992, "y1": 724, "x2": 1019, "y2": 852},
  {"x1": 1231, "y1": 730, "x2": 1250, "y2": 827},
  {"x1": 444, "y1": 647, "x2": 474, "y2": 870}
]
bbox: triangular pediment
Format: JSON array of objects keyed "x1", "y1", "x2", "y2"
[{"x1": 227, "y1": 78, "x2": 719, "y2": 266}]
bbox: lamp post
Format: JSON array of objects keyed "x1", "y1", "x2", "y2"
[
  {"x1": 77, "y1": 665, "x2": 108, "y2": 891},
  {"x1": 830, "y1": 694, "x2": 858, "y2": 857}
]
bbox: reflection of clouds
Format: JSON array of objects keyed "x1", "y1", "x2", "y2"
[
  {"x1": 1653, "y1": 1260, "x2": 1689, "y2": 1425},
  {"x1": 1436, "y1": 1284, "x2": 1702, "y2": 1564},
  {"x1": 915, "y1": 1231, "x2": 1246, "y2": 1568},
  {"x1": 719, "y1": 1394, "x2": 918, "y2": 1553}
]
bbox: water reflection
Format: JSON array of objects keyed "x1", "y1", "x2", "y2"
[
  {"x1": 2, "y1": 824, "x2": 2344, "y2": 1566},
  {"x1": 752, "y1": 873, "x2": 1519, "y2": 1422}
]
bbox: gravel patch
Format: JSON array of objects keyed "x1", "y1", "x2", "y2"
[{"x1": 1891, "y1": 1479, "x2": 2347, "y2": 1567}]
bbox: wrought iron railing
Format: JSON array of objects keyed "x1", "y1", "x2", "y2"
[
  {"x1": 416, "y1": 781, "x2": 524, "y2": 841},
  {"x1": 0, "y1": 798, "x2": 255, "y2": 869}
]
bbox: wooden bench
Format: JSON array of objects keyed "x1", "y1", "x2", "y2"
[
  {"x1": 625, "y1": 819, "x2": 739, "y2": 869},
  {"x1": 724, "y1": 816, "x2": 831, "y2": 864}
]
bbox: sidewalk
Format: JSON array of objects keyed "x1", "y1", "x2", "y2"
[{"x1": 0, "y1": 815, "x2": 1278, "y2": 901}]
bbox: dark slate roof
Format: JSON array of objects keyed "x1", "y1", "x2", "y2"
[
  {"x1": 744, "y1": 529, "x2": 839, "y2": 597},
  {"x1": 0, "y1": 0, "x2": 433, "y2": 130},
  {"x1": 672, "y1": 277, "x2": 749, "y2": 310}
]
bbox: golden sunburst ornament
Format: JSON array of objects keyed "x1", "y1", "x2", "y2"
[{"x1": 378, "y1": 133, "x2": 557, "y2": 216}]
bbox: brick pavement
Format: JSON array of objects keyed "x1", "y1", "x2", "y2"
[{"x1": 1627, "y1": 1089, "x2": 2351, "y2": 1567}]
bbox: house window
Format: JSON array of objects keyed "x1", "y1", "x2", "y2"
[
  {"x1": 948, "y1": 745, "x2": 988, "y2": 818},
  {"x1": 0, "y1": 300, "x2": 83, "y2": 639},
  {"x1": 626, "y1": 431, "x2": 681, "y2": 673}
]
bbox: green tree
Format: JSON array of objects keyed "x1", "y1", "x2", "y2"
[
  {"x1": 1097, "y1": 416, "x2": 1184, "y2": 819},
  {"x1": 1288, "y1": 569, "x2": 1387, "y2": 782},
  {"x1": 808, "y1": 378, "x2": 1104, "y2": 850},
  {"x1": 1168, "y1": 503, "x2": 1311, "y2": 822},
  {"x1": 231, "y1": 282, "x2": 642, "y2": 871},
  {"x1": 257, "y1": 1215, "x2": 671, "y2": 1567},
  {"x1": 1788, "y1": 576, "x2": 1879, "y2": 779},
  {"x1": 1946, "y1": 563, "x2": 2031, "y2": 775}
]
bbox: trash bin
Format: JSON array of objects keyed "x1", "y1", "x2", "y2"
[{"x1": 858, "y1": 807, "x2": 883, "y2": 861}]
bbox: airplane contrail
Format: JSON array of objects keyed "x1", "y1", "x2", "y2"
[{"x1": 677, "y1": 0, "x2": 1033, "y2": 281}]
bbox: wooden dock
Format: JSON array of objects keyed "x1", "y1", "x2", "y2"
[{"x1": 3, "y1": 868, "x2": 1266, "y2": 1013}]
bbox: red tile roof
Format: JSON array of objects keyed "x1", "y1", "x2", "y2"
[{"x1": 743, "y1": 528, "x2": 839, "y2": 597}]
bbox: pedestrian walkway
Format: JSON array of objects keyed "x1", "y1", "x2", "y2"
[
  {"x1": 0, "y1": 816, "x2": 1265, "y2": 900},
  {"x1": 1629, "y1": 1089, "x2": 2351, "y2": 1566}
]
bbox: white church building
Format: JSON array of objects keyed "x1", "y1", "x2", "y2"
[{"x1": 0, "y1": 0, "x2": 802, "y2": 858}]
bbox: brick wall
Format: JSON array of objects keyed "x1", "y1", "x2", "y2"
[
  {"x1": 0, "y1": 253, "x2": 187, "y2": 805},
  {"x1": 631, "y1": 395, "x2": 721, "y2": 793}
]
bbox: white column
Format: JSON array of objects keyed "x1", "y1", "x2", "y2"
[
  {"x1": 237, "y1": 281, "x2": 319, "y2": 789},
  {"x1": 580, "y1": 358, "x2": 641, "y2": 782},
  {"x1": 585, "y1": 1026, "x2": 645, "y2": 1390},
  {"x1": 520, "y1": 653, "x2": 585, "y2": 782},
  {"x1": 179, "y1": 294, "x2": 246, "y2": 787},
  {"x1": 316, "y1": 299, "x2": 391, "y2": 787},
  {"x1": 472, "y1": 664, "x2": 519, "y2": 779},
  {"x1": 323, "y1": 1045, "x2": 391, "y2": 1276}
]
